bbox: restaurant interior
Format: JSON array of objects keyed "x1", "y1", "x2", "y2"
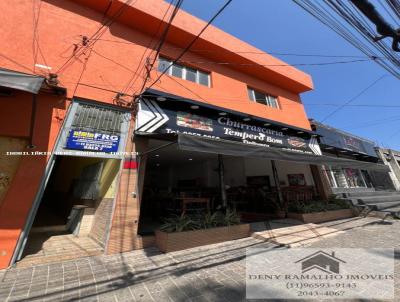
[{"x1": 137, "y1": 138, "x2": 318, "y2": 235}]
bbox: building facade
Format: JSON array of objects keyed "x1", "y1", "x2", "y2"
[
  {"x1": 376, "y1": 148, "x2": 400, "y2": 191},
  {"x1": 0, "y1": 0, "x2": 318, "y2": 269},
  {"x1": 310, "y1": 120, "x2": 395, "y2": 194}
]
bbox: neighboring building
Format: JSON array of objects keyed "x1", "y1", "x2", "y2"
[
  {"x1": 376, "y1": 148, "x2": 400, "y2": 191},
  {"x1": 310, "y1": 120, "x2": 395, "y2": 194}
]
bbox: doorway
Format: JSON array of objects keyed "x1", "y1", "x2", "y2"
[{"x1": 18, "y1": 155, "x2": 120, "y2": 267}]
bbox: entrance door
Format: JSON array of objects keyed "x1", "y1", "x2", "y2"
[{"x1": 13, "y1": 100, "x2": 130, "y2": 265}]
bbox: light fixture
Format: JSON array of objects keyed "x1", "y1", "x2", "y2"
[
  {"x1": 188, "y1": 158, "x2": 193, "y2": 161},
  {"x1": 264, "y1": 123, "x2": 271, "y2": 126},
  {"x1": 352, "y1": 153, "x2": 359, "y2": 156},
  {"x1": 219, "y1": 112, "x2": 227, "y2": 116},
  {"x1": 157, "y1": 96, "x2": 167, "y2": 101},
  {"x1": 339, "y1": 150, "x2": 347, "y2": 153},
  {"x1": 297, "y1": 131, "x2": 304, "y2": 134},
  {"x1": 243, "y1": 117, "x2": 251, "y2": 122},
  {"x1": 155, "y1": 154, "x2": 160, "y2": 157},
  {"x1": 190, "y1": 105, "x2": 199, "y2": 109},
  {"x1": 156, "y1": 163, "x2": 160, "y2": 166},
  {"x1": 281, "y1": 127, "x2": 288, "y2": 131},
  {"x1": 325, "y1": 146, "x2": 334, "y2": 150}
]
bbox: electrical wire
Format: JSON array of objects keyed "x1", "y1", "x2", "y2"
[
  {"x1": 170, "y1": 58, "x2": 373, "y2": 67},
  {"x1": 96, "y1": 38, "x2": 382, "y2": 59},
  {"x1": 144, "y1": 0, "x2": 233, "y2": 93},
  {"x1": 320, "y1": 74, "x2": 387, "y2": 122},
  {"x1": 32, "y1": 0, "x2": 49, "y2": 75},
  {"x1": 136, "y1": 0, "x2": 184, "y2": 97},
  {"x1": 121, "y1": 0, "x2": 177, "y2": 95},
  {"x1": 292, "y1": 0, "x2": 400, "y2": 79},
  {"x1": 55, "y1": 0, "x2": 134, "y2": 75}
]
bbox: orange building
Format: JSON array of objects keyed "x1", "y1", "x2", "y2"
[{"x1": 0, "y1": 0, "x2": 326, "y2": 269}]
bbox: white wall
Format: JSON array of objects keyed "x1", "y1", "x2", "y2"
[{"x1": 275, "y1": 160, "x2": 315, "y2": 186}]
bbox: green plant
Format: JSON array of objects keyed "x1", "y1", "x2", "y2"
[
  {"x1": 287, "y1": 198, "x2": 351, "y2": 214},
  {"x1": 201, "y1": 211, "x2": 220, "y2": 229},
  {"x1": 159, "y1": 209, "x2": 241, "y2": 233},
  {"x1": 159, "y1": 214, "x2": 199, "y2": 233},
  {"x1": 218, "y1": 208, "x2": 241, "y2": 226}
]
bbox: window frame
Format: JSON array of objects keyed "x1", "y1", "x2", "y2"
[
  {"x1": 158, "y1": 56, "x2": 211, "y2": 87},
  {"x1": 247, "y1": 87, "x2": 279, "y2": 109}
]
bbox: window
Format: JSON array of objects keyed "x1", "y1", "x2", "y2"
[
  {"x1": 157, "y1": 56, "x2": 210, "y2": 87},
  {"x1": 247, "y1": 87, "x2": 279, "y2": 109}
]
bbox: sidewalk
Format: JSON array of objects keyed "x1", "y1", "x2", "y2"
[{"x1": 0, "y1": 216, "x2": 398, "y2": 302}]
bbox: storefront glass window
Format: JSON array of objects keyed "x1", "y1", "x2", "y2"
[
  {"x1": 323, "y1": 167, "x2": 336, "y2": 187},
  {"x1": 361, "y1": 170, "x2": 374, "y2": 188},
  {"x1": 332, "y1": 168, "x2": 348, "y2": 188},
  {"x1": 343, "y1": 168, "x2": 365, "y2": 188}
]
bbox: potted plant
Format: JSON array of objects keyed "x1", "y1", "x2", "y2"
[
  {"x1": 155, "y1": 209, "x2": 250, "y2": 253},
  {"x1": 287, "y1": 196, "x2": 355, "y2": 223}
]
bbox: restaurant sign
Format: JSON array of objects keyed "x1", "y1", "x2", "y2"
[
  {"x1": 135, "y1": 98, "x2": 322, "y2": 155},
  {"x1": 66, "y1": 130, "x2": 120, "y2": 152}
]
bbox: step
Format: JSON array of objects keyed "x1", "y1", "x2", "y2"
[
  {"x1": 357, "y1": 195, "x2": 400, "y2": 204},
  {"x1": 367, "y1": 201, "x2": 400, "y2": 211},
  {"x1": 341, "y1": 191, "x2": 400, "y2": 198},
  {"x1": 380, "y1": 206, "x2": 400, "y2": 217}
]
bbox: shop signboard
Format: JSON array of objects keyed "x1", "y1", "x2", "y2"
[
  {"x1": 66, "y1": 130, "x2": 120, "y2": 152},
  {"x1": 314, "y1": 123, "x2": 377, "y2": 157},
  {"x1": 135, "y1": 98, "x2": 322, "y2": 155}
]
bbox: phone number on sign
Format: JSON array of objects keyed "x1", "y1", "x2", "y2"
[
  {"x1": 296, "y1": 290, "x2": 346, "y2": 297},
  {"x1": 287, "y1": 282, "x2": 357, "y2": 289}
]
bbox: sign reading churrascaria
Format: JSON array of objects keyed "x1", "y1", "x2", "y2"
[
  {"x1": 66, "y1": 130, "x2": 120, "y2": 152},
  {"x1": 135, "y1": 98, "x2": 321, "y2": 155}
]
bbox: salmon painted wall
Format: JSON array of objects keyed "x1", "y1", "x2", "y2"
[
  {"x1": 0, "y1": 0, "x2": 313, "y2": 129},
  {"x1": 0, "y1": 0, "x2": 314, "y2": 268},
  {"x1": 0, "y1": 91, "x2": 66, "y2": 268}
]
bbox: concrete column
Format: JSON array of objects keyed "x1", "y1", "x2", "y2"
[
  {"x1": 376, "y1": 148, "x2": 400, "y2": 191},
  {"x1": 310, "y1": 165, "x2": 332, "y2": 200},
  {"x1": 106, "y1": 125, "x2": 150, "y2": 254},
  {"x1": 388, "y1": 150, "x2": 400, "y2": 190}
]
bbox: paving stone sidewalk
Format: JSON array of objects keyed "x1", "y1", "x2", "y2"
[{"x1": 0, "y1": 216, "x2": 399, "y2": 302}]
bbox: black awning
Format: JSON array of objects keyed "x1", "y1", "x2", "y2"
[
  {"x1": 0, "y1": 68, "x2": 45, "y2": 94},
  {"x1": 177, "y1": 134, "x2": 390, "y2": 172}
]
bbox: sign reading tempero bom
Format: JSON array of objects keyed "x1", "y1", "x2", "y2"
[{"x1": 66, "y1": 130, "x2": 120, "y2": 152}]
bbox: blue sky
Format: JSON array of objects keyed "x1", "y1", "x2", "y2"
[{"x1": 178, "y1": 0, "x2": 400, "y2": 150}]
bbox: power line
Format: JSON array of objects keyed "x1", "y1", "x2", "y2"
[
  {"x1": 32, "y1": 0, "x2": 49, "y2": 75},
  {"x1": 121, "y1": 0, "x2": 177, "y2": 94},
  {"x1": 55, "y1": 0, "x2": 134, "y2": 75},
  {"x1": 96, "y1": 38, "x2": 383, "y2": 59},
  {"x1": 144, "y1": 0, "x2": 233, "y2": 93},
  {"x1": 136, "y1": 0, "x2": 184, "y2": 98},
  {"x1": 172, "y1": 58, "x2": 373, "y2": 67},
  {"x1": 304, "y1": 103, "x2": 400, "y2": 108},
  {"x1": 320, "y1": 74, "x2": 387, "y2": 122},
  {"x1": 293, "y1": 0, "x2": 400, "y2": 79},
  {"x1": 71, "y1": 46, "x2": 95, "y2": 97}
]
